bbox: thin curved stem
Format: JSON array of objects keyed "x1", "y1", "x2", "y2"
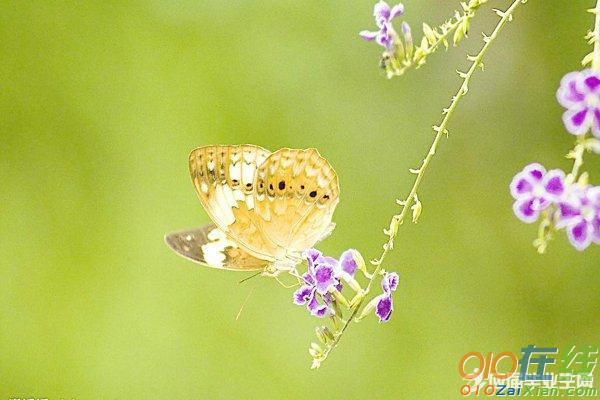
[
  {"x1": 568, "y1": 137, "x2": 586, "y2": 182},
  {"x1": 592, "y1": 0, "x2": 600, "y2": 70},
  {"x1": 317, "y1": 0, "x2": 527, "y2": 366},
  {"x1": 372, "y1": 0, "x2": 527, "y2": 283}
]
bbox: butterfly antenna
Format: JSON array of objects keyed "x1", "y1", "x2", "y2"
[
  {"x1": 238, "y1": 271, "x2": 261, "y2": 284},
  {"x1": 235, "y1": 285, "x2": 257, "y2": 321}
]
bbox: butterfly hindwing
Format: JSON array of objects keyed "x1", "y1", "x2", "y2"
[{"x1": 164, "y1": 224, "x2": 268, "y2": 270}]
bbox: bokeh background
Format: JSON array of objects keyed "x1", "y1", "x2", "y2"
[{"x1": 1, "y1": 0, "x2": 598, "y2": 398}]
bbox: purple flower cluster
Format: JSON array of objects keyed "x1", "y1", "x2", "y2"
[
  {"x1": 556, "y1": 186, "x2": 600, "y2": 251},
  {"x1": 510, "y1": 163, "x2": 600, "y2": 251},
  {"x1": 293, "y1": 249, "x2": 360, "y2": 318},
  {"x1": 359, "y1": 1, "x2": 404, "y2": 51},
  {"x1": 510, "y1": 69, "x2": 600, "y2": 251},
  {"x1": 557, "y1": 69, "x2": 600, "y2": 137}
]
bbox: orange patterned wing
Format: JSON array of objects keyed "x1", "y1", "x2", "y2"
[
  {"x1": 188, "y1": 144, "x2": 287, "y2": 262},
  {"x1": 252, "y1": 148, "x2": 339, "y2": 257}
]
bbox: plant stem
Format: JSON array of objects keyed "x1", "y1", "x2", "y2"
[
  {"x1": 427, "y1": 18, "x2": 462, "y2": 54},
  {"x1": 372, "y1": 0, "x2": 527, "y2": 281},
  {"x1": 317, "y1": 0, "x2": 526, "y2": 366},
  {"x1": 394, "y1": 1, "x2": 486, "y2": 76},
  {"x1": 592, "y1": 0, "x2": 600, "y2": 71},
  {"x1": 569, "y1": 137, "x2": 586, "y2": 181}
]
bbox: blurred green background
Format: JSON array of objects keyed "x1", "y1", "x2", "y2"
[{"x1": 1, "y1": 0, "x2": 599, "y2": 398}]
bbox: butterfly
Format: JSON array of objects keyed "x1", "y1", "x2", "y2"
[{"x1": 165, "y1": 144, "x2": 340, "y2": 274}]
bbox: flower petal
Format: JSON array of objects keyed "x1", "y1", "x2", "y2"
[
  {"x1": 375, "y1": 25, "x2": 392, "y2": 49},
  {"x1": 390, "y1": 3, "x2": 404, "y2": 19},
  {"x1": 314, "y1": 263, "x2": 337, "y2": 294},
  {"x1": 382, "y1": 272, "x2": 399, "y2": 293},
  {"x1": 557, "y1": 71, "x2": 585, "y2": 108},
  {"x1": 523, "y1": 163, "x2": 546, "y2": 182},
  {"x1": 567, "y1": 220, "x2": 593, "y2": 251},
  {"x1": 592, "y1": 216, "x2": 600, "y2": 244},
  {"x1": 307, "y1": 294, "x2": 329, "y2": 318},
  {"x1": 542, "y1": 169, "x2": 565, "y2": 199},
  {"x1": 373, "y1": 0, "x2": 391, "y2": 24},
  {"x1": 593, "y1": 108, "x2": 600, "y2": 138},
  {"x1": 556, "y1": 202, "x2": 582, "y2": 229},
  {"x1": 311, "y1": 304, "x2": 329, "y2": 318},
  {"x1": 302, "y1": 272, "x2": 315, "y2": 286},
  {"x1": 510, "y1": 172, "x2": 534, "y2": 199},
  {"x1": 582, "y1": 69, "x2": 600, "y2": 92},
  {"x1": 321, "y1": 256, "x2": 338, "y2": 266},
  {"x1": 513, "y1": 197, "x2": 540, "y2": 223},
  {"x1": 303, "y1": 248, "x2": 322, "y2": 267},
  {"x1": 359, "y1": 30, "x2": 379, "y2": 41},
  {"x1": 306, "y1": 290, "x2": 319, "y2": 311},
  {"x1": 293, "y1": 285, "x2": 313, "y2": 305},
  {"x1": 563, "y1": 107, "x2": 590, "y2": 135},
  {"x1": 588, "y1": 186, "x2": 600, "y2": 207},
  {"x1": 339, "y1": 249, "x2": 359, "y2": 277},
  {"x1": 375, "y1": 295, "x2": 393, "y2": 322}
]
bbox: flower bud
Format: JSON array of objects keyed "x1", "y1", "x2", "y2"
[
  {"x1": 357, "y1": 297, "x2": 378, "y2": 320},
  {"x1": 453, "y1": 21, "x2": 466, "y2": 45},
  {"x1": 402, "y1": 22, "x2": 413, "y2": 59},
  {"x1": 587, "y1": 138, "x2": 600, "y2": 153},
  {"x1": 422, "y1": 23, "x2": 437, "y2": 45},
  {"x1": 315, "y1": 327, "x2": 327, "y2": 344},
  {"x1": 310, "y1": 359, "x2": 322, "y2": 369},
  {"x1": 309, "y1": 342, "x2": 323, "y2": 358},
  {"x1": 577, "y1": 171, "x2": 589, "y2": 186},
  {"x1": 315, "y1": 326, "x2": 335, "y2": 345},
  {"x1": 411, "y1": 194, "x2": 422, "y2": 223},
  {"x1": 331, "y1": 289, "x2": 350, "y2": 308}
]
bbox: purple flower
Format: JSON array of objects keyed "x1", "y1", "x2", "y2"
[
  {"x1": 509, "y1": 164, "x2": 565, "y2": 223},
  {"x1": 381, "y1": 271, "x2": 399, "y2": 293},
  {"x1": 374, "y1": 0, "x2": 404, "y2": 27},
  {"x1": 338, "y1": 249, "x2": 359, "y2": 278},
  {"x1": 293, "y1": 281, "x2": 331, "y2": 318},
  {"x1": 359, "y1": 1, "x2": 404, "y2": 50},
  {"x1": 375, "y1": 296, "x2": 393, "y2": 322},
  {"x1": 557, "y1": 69, "x2": 600, "y2": 137},
  {"x1": 374, "y1": 272, "x2": 399, "y2": 323},
  {"x1": 556, "y1": 186, "x2": 600, "y2": 251},
  {"x1": 293, "y1": 249, "x2": 340, "y2": 318},
  {"x1": 308, "y1": 253, "x2": 339, "y2": 295}
]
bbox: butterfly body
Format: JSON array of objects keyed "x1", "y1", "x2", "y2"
[{"x1": 165, "y1": 144, "x2": 339, "y2": 274}]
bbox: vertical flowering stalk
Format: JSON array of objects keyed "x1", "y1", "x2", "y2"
[
  {"x1": 295, "y1": 0, "x2": 527, "y2": 370},
  {"x1": 510, "y1": 1, "x2": 600, "y2": 252}
]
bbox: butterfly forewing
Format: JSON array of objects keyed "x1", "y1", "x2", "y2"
[
  {"x1": 188, "y1": 144, "x2": 285, "y2": 261},
  {"x1": 164, "y1": 224, "x2": 267, "y2": 270},
  {"x1": 253, "y1": 148, "x2": 339, "y2": 255}
]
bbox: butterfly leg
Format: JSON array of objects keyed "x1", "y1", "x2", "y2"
[
  {"x1": 273, "y1": 275, "x2": 300, "y2": 289},
  {"x1": 261, "y1": 266, "x2": 301, "y2": 288}
]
